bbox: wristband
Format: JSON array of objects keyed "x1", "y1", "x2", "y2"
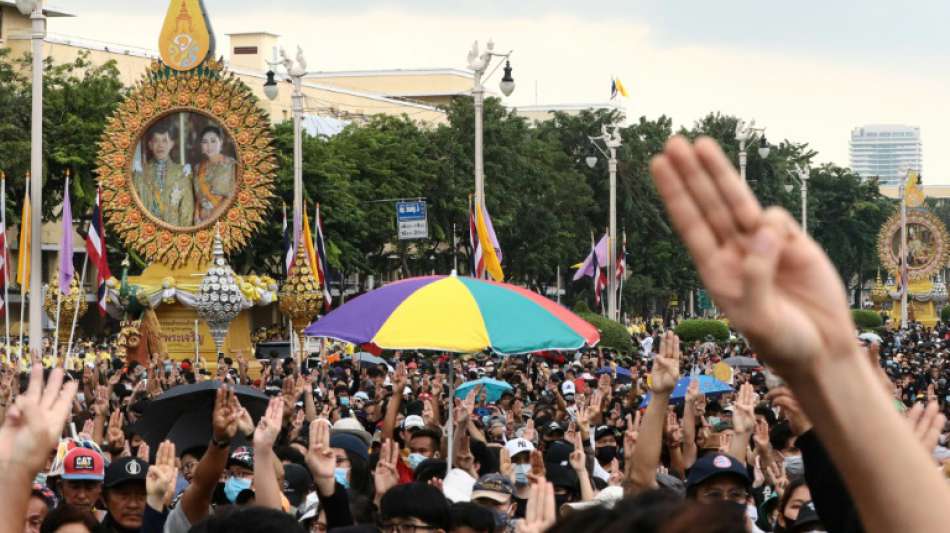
[{"x1": 211, "y1": 436, "x2": 231, "y2": 449}]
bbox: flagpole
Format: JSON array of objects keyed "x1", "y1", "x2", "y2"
[
  {"x1": 64, "y1": 253, "x2": 88, "y2": 365},
  {"x1": 556, "y1": 263, "x2": 561, "y2": 305},
  {"x1": 617, "y1": 229, "x2": 625, "y2": 319},
  {"x1": 53, "y1": 281, "x2": 63, "y2": 362},
  {"x1": 1, "y1": 171, "x2": 8, "y2": 357}
]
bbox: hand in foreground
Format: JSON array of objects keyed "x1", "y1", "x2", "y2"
[
  {"x1": 212, "y1": 386, "x2": 240, "y2": 442},
  {"x1": 253, "y1": 397, "x2": 285, "y2": 451},
  {"x1": 374, "y1": 439, "x2": 400, "y2": 501},
  {"x1": 306, "y1": 419, "x2": 336, "y2": 480},
  {"x1": 649, "y1": 331, "x2": 680, "y2": 394},
  {"x1": 0, "y1": 364, "x2": 77, "y2": 477},
  {"x1": 905, "y1": 401, "x2": 946, "y2": 454},
  {"x1": 516, "y1": 480, "x2": 556, "y2": 533},
  {"x1": 650, "y1": 136, "x2": 855, "y2": 376},
  {"x1": 146, "y1": 440, "x2": 178, "y2": 511},
  {"x1": 731, "y1": 383, "x2": 758, "y2": 434}
]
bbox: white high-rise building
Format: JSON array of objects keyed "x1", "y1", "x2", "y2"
[{"x1": 849, "y1": 125, "x2": 922, "y2": 186}]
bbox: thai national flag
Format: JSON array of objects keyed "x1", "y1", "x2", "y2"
[
  {"x1": 314, "y1": 204, "x2": 333, "y2": 310},
  {"x1": 84, "y1": 188, "x2": 112, "y2": 316}
]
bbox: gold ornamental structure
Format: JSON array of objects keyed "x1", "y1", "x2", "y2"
[
  {"x1": 43, "y1": 267, "x2": 88, "y2": 341},
  {"x1": 279, "y1": 240, "x2": 323, "y2": 361}
]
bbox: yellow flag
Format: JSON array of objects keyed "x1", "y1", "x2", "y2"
[
  {"x1": 301, "y1": 206, "x2": 320, "y2": 285},
  {"x1": 16, "y1": 182, "x2": 30, "y2": 290},
  {"x1": 159, "y1": 0, "x2": 213, "y2": 71},
  {"x1": 475, "y1": 203, "x2": 504, "y2": 282},
  {"x1": 615, "y1": 78, "x2": 629, "y2": 98},
  {"x1": 905, "y1": 170, "x2": 924, "y2": 208}
]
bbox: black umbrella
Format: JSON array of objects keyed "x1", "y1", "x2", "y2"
[{"x1": 137, "y1": 381, "x2": 269, "y2": 453}]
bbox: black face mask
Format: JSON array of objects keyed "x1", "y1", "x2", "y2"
[{"x1": 595, "y1": 446, "x2": 617, "y2": 465}]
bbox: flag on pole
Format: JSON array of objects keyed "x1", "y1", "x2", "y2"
[
  {"x1": 572, "y1": 234, "x2": 608, "y2": 281},
  {"x1": 313, "y1": 204, "x2": 333, "y2": 310},
  {"x1": 85, "y1": 187, "x2": 112, "y2": 317},
  {"x1": 16, "y1": 179, "x2": 30, "y2": 291},
  {"x1": 59, "y1": 176, "x2": 75, "y2": 295},
  {"x1": 617, "y1": 229, "x2": 627, "y2": 281},
  {"x1": 468, "y1": 196, "x2": 485, "y2": 278},
  {"x1": 282, "y1": 203, "x2": 294, "y2": 275},
  {"x1": 610, "y1": 77, "x2": 629, "y2": 99},
  {"x1": 301, "y1": 203, "x2": 320, "y2": 280},
  {"x1": 475, "y1": 201, "x2": 504, "y2": 282}
]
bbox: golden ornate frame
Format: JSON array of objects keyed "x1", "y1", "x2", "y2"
[
  {"x1": 96, "y1": 59, "x2": 276, "y2": 268},
  {"x1": 877, "y1": 209, "x2": 950, "y2": 281}
]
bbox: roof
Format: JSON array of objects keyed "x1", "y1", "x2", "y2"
[
  {"x1": 226, "y1": 31, "x2": 280, "y2": 37},
  {"x1": 306, "y1": 68, "x2": 474, "y2": 80},
  {"x1": 511, "y1": 102, "x2": 620, "y2": 112},
  {"x1": 46, "y1": 33, "x2": 157, "y2": 59},
  {"x1": 0, "y1": 1, "x2": 73, "y2": 17}
]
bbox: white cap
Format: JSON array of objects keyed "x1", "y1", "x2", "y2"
[
  {"x1": 504, "y1": 438, "x2": 535, "y2": 459},
  {"x1": 561, "y1": 381, "x2": 576, "y2": 396},
  {"x1": 353, "y1": 391, "x2": 370, "y2": 402},
  {"x1": 403, "y1": 414, "x2": 425, "y2": 430}
]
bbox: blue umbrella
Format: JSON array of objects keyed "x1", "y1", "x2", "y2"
[
  {"x1": 596, "y1": 367, "x2": 633, "y2": 382},
  {"x1": 639, "y1": 375, "x2": 733, "y2": 407},
  {"x1": 455, "y1": 378, "x2": 513, "y2": 403}
]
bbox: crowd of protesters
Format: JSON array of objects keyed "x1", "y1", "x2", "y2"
[{"x1": 0, "y1": 136, "x2": 948, "y2": 533}]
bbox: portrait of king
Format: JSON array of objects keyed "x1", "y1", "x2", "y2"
[{"x1": 133, "y1": 124, "x2": 195, "y2": 227}]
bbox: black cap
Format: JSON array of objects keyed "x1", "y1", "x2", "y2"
[
  {"x1": 789, "y1": 501, "x2": 822, "y2": 533},
  {"x1": 104, "y1": 457, "x2": 148, "y2": 489},
  {"x1": 685, "y1": 453, "x2": 750, "y2": 490},
  {"x1": 282, "y1": 463, "x2": 312, "y2": 507}
]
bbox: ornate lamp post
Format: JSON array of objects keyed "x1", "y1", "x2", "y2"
[
  {"x1": 43, "y1": 267, "x2": 87, "y2": 349},
  {"x1": 587, "y1": 124, "x2": 623, "y2": 321},
  {"x1": 196, "y1": 230, "x2": 243, "y2": 357},
  {"x1": 734, "y1": 119, "x2": 767, "y2": 182},
  {"x1": 279, "y1": 241, "x2": 323, "y2": 363}
]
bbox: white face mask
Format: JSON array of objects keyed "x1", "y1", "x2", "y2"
[{"x1": 783, "y1": 454, "x2": 804, "y2": 477}]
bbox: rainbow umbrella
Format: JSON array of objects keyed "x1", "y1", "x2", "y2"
[{"x1": 304, "y1": 274, "x2": 599, "y2": 354}]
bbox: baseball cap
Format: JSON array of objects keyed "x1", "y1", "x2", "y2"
[
  {"x1": 561, "y1": 381, "x2": 576, "y2": 396},
  {"x1": 402, "y1": 414, "x2": 425, "y2": 431},
  {"x1": 789, "y1": 501, "x2": 823, "y2": 532},
  {"x1": 471, "y1": 473, "x2": 515, "y2": 503},
  {"x1": 228, "y1": 446, "x2": 255, "y2": 470},
  {"x1": 61, "y1": 447, "x2": 105, "y2": 482},
  {"x1": 504, "y1": 438, "x2": 535, "y2": 459},
  {"x1": 329, "y1": 432, "x2": 369, "y2": 461},
  {"x1": 353, "y1": 391, "x2": 371, "y2": 402},
  {"x1": 594, "y1": 426, "x2": 616, "y2": 441},
  {"x1": 332, "y1": 417, "x2": 373, "y2": 448},
  {"x1": 282, "y1": 463, "x2": 313, "y2": 508},
  {"x1": 104, "y1": 457, "x2": 148, "y2": 488},
  {"x1": 544, "y1": 421, "x2": 564, "y2": 435},
  {"x1": 685, "y1": 453, "x2": 751, "y2": 490}
]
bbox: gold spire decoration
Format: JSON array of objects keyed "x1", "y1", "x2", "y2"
[{"x1": 279, "y1": 238, "x2": 323, "y2": 361}]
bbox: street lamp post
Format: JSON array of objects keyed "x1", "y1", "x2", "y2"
[
  {"x1": 899, "y1": 171, "x2": 908, "y2": 329},
  {"x1": 17, "y1": 0, "x2": 46, "y2": 356},
  {"x1": 735, "y1": 119, "x2": 766, "y2": 182},
  {"x1": 587, "y1": 125, "x2": 623, "y2": 321},
  {"x1": 784, "y1": 164, "x2": 810, "y2": 234},
  {"x1": 466, "y1": 40, "x2": 514, "y2": 215}
]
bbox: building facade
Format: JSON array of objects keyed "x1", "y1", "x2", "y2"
[{"x1": 849, "y1": 124, "x2": 922, "y2": 186}]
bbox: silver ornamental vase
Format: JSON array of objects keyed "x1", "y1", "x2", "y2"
[{"x1": 196, "y1": 229, "x2": 242, "y2": 356}]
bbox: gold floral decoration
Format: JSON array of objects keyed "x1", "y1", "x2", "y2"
[
  {"x1": 877, "y1": 208, "x2": 950, "y2": 281},
  {"x1": 96, "y1": 59, "x2": 276, "y2": 268}
]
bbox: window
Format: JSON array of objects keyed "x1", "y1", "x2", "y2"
[{"x1": 234, "y1": 46, "x2": 258, "y2": 55}]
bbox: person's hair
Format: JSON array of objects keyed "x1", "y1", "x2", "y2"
[
  {"x1": 276, "y1": 446, "x2": 306, "y2": 466},
  {"x1": 346, "y1": 450, "x2": 372, "y2": 498},
  {"x1": 450, "y1": 502, "x2": 496, "y2": 533},
  {"x1": 200, "y1": 125, "x2": 223, "y2": 142},
  {"x1": 148, "y1": 124, "x2": 174, "y2": 141},
  {"x1": 769, "y1": 422, "x2": 795, "y2": 451},
  {"x1": 659, "y1": 501, "x2": 747, "y2": 533},
  {"x1": 754, "y1": 404, "x2": 777, "y2": 427},
  {"x1": 379, "y1": 483, "x2": 451, "y2": 531},
  {"x1": 41, "y1": 505, "x2": 103, "y2": 533},
  {"x1": 469, "y1": 438, "x2": 496, "y2": 476},
  {"x1": 187, "y1": 505, "x2": 305, "y2": 533},
  {"x1": 410, "y1": 428, "x2": 442, "y2": 453},
  {"x1": 549, "y1": 489, "x2": 682, "y2": 533},
  {"x1": 777, "y1": 478, "x2": 809, "y2": 520},
  {"x1": 413, "y1": 459, "x2": 447, "y2": 484}
]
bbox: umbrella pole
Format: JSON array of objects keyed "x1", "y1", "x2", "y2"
[{"x1": 446, "y1": 360, "x2": 454, "y2": 471}]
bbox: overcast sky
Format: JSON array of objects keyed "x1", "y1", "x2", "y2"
[{"x1": 52, "y1": 1, "x2": 950, "y2": 182}]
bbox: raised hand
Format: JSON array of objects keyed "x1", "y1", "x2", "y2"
[
  {"x1": 306, "y1": 419, "x2": 336, "y2": 481},
  {"x1": 528, "y1": 449, "x2": 546, "y2": 484},
  {"x1": 516, "y1": 480, "x2": 556, "y2": 533},
  {"x1": 374, "y1": 438, "x2": 400, "y2": 501},
  {"x1": 392, "y1": 362, "x2": 408, "y2": 393},
  {"x1": 0, "y1": 364, "x2": 77, "y2": 477},
  {"x1": 212, "y1": 386, "x2": 240, "y2": 443},
  {"x1": 623, "y1": 412, "x2": 641, "y2": 460},
  {"x1": 253, "y1": 397, "x2": 285, "y2": 451},
  {"x1": 753, "y1": 418, "x2": 772, "y2": 456},
  {"x1": 146, "y1": 440, "x2": 178, "y2": 511},
  {"x1": 107, "y1": 409, "x2": 127, "y2": 452},
  {"x1": 499, "y1": 446, "x2": 514, "y2": 484},
  {"x1": 685, "y1": 378, "x2": 705, "y2": 412},
  {"x1": 235, "y1": 406, "x2": 255, "y2": 438},
  {"x1": 905, "y1": 401, "x2": 946, "y2": 454},
  {"x1": 568, "y1": 430, "x2": 586, "y2": 473},
  {"x1": 664, "y1": 410, "x2": 683, "y2": 449},
  {"x1": 650, "y1": 136, "x2": 855, "y2": 377},
  {"x1": 137, "y1": 442, "x2": 151, "y2": 462},
  {"x1": 650, "y1": 332, "x2": 680, "y2": 394},
  {"x1": 92, "y1": 385, "x2": 110, "y2": 417},
  {"x1": 766, "y1": 387, "x2": 812, "y2": 436},
  {"x1": 732, "y1": 383, "x2": 758, "y2": 434},
  {"x1": 522, "y1": 419, "x2": 537, "y2": 443}
]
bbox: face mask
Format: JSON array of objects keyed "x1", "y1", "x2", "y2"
[
  {"x1": 783, "y1": 454, "x2": 804, "y2": 477},
  {"x1": 334, "y1": 467, "x2": 350, "y2": 489},
  {"x1": 340, "y1": 397, "x2": 350, "y2": 407},
  {"x1": 492, "y1": 508, "x2": 510, "y2": 528},
  {"x1": 708, "y1": 416, "x2": 721, "y2": 426},
  {"x1": 595, "y1": 446, "x2": 617, "y2": 465},
  {"x1": 76, "y1": 393, "x2": 86, "y2": 404},
  {"x1": 407, "y1": 453, "x2": 427, "y2": 471},
  {"x1": 224, "y1": 476, "x2": 252, "y2": 503},
  {"x1": 513, "y1": 463, "x2": 531, "y2": 485}
]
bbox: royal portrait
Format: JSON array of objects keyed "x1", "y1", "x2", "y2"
[{"x1": 132, "y1": 112, "x2": 238, "y2": 228}]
